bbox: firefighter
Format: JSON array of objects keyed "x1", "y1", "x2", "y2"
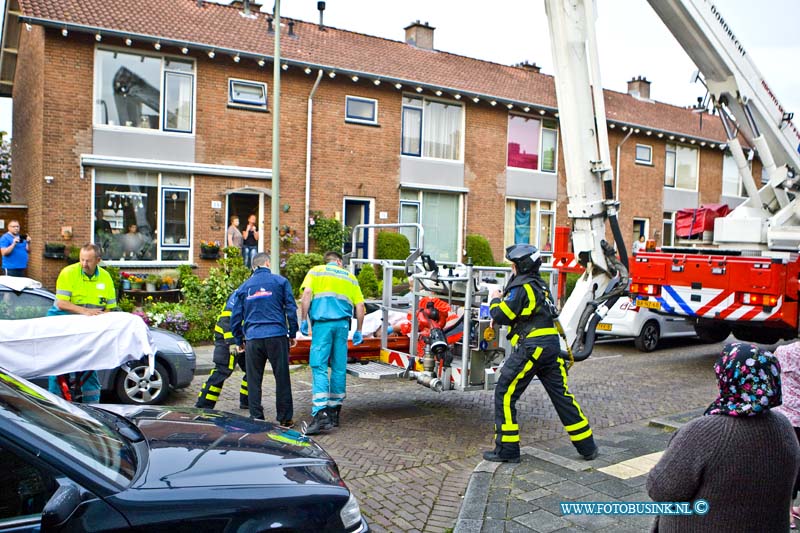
[
  {"x1": 484, "y1": 244, "x2": 599, "y2": 463},
  {"x1": 195, "y1": 290, "x2": 249, "y2": 410}
]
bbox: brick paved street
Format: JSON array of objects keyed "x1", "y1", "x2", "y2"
[{"x1": 169, "y1": 337, "x2": 722, "y2": 532}]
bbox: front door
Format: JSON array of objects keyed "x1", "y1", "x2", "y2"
[
  {"x1": 226, "y1": 193, "x2": 261, "y2": 248},
  {"x1": 343, "y1": 198, "x2": 371, "y2": 259}
]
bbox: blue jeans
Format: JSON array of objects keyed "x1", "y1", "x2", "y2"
[
  {"x1": 309, "y1": 319, "x2": 350, "y2": 415},
  {"x1": 243, "y1": 245, "x2": 258, "y2": 268}
]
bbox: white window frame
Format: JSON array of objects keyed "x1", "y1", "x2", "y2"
[
  {"x1": 506, "y1": 114, "x2": 558, "y2": 174},
  {"x1": 399, "y1": 189, "x2": 463, "y2": 262},
  {"x1": 664, "y1": 143, "x2": 699, "y2": 191},
  {"x1": 722, "y1": 151, "x2": 750, "y2": 197},
  {"x1": 400, "y1": 95, "x2": 465, "y2": 162},
  {"x1": 93, "y1": 46, "x2": 197, "y2": 136},
  {"x1": 228, "y1": 78, "x2": 268, "y2": 110},
  {"x1": 345, "y1": 95, "x2": 378, "y2": 125},
  {"x1": 504, "y1": 197, "x2": 557, "y2": 263},
  {"x1": 635, "y1": 144, "x2": 653, "y2": 165},
  {"x1": 91, "y1": 168, "x2": 195, "y2": 266},
  {"x1": 662, "y1": 212, "x2": 675, "y2": 247}
]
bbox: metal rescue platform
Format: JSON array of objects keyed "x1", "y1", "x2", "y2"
[{"x1": 342, "y1": 223, "x2": 560, "y2": 392}]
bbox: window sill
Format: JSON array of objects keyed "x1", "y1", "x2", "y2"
[
  {"x1": 93, "y1": 125, "x2": 195, "y2": 138},
  {"x1": 635, "y1": 161, "x2": 654, "y2": 166},
  {"x1": 227, "y1": 103, "x2": 270, "y2": 113},
  {"x1": 345, "y1": 119, "x2": 380, "y2": 127}
]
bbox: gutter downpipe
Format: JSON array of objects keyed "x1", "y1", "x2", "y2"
[
  {"x1": 304, "y1": 69, "x2": 324, "y2": 254},
  {"x1": 615, "y1": 128, "x2": 635, "y2": 202}
]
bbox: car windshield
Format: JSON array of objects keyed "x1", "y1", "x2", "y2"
[
  {"x1": 0, "y1": 289, "x2": 52, "y2": 319},
  {"x1": 0, "y1": 370, "x2": 136, "y2": 485}
]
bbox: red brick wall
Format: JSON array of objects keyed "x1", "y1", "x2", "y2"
[{"x1": 464, "y1": 105, "x2": 508, "y2": 262}]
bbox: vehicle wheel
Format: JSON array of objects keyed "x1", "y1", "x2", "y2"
[
  {"x1": 115, "y1": 361, "x2": 170, "y2": 405},
  {"x1": 694, "y1": 323, "x2": 731, "y2": 344},
  {"x1": 634, "y1": 320, "x2": 660, "y2": 352}
]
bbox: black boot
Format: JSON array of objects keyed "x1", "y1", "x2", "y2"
[
  {"x1": 305, "y1": 408, "x2": 333, "y2": 436},
  {"x1": 330, "y1": 406, "x2": 341, "y2": 427},
  {"x1": 482, "y1": 445, "x2": 520, "y2": 463}
]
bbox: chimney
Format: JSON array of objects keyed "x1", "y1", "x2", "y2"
[
  {"x1": 516, "y1": 61, "x2": 541, "y2": 74},
  {"x1": 627, "y1": 76, "x2": 651, "y2": 100},
  {"x1": 318, "y1": 1, "x2": 326, "y2": 31},
  {"x1": 242, "y1": 0, "x2": 250, "y2": 17},
  {"x1": 404, "y1": 20, "x2": 435, "y2": 50}
]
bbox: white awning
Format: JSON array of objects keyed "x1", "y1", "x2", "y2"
[{"x1": 81, "y1": 154, "x2": 273, "y2": 180}]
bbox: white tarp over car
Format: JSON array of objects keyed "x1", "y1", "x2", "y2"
[{"x1": 0, "y1": 312, "x2": 155, "y2": 378}]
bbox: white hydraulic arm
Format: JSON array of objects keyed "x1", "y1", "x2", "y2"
[
  {"x1": 544, "y1": 0, "x2": 628, "y2": 361},
  {"x1": 648, "y1": 0, "x2": 800, "y2": 250}
]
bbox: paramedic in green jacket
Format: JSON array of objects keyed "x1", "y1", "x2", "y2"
[{"x1": 484, "y1": 244, "x2": 598, "y2": 463}]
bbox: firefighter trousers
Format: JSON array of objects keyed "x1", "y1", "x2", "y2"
[
  {"x1": 493, "y1": 336, "x2": 596, "y2": 457},
  {"x1": 196, "y1": 342, "x2": 248, "y2": 409}
]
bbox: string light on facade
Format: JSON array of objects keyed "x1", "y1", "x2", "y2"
[
  {"x1": 181, "y1": 47, "x2": 189, "y2": 54},
  {"x1": 258, "y1": 59, "x2": 266, "y2": 67},
  {"x1": 523, "y1": 106, "x2": 530, "y2": 113},
  {"x1": 233, "y1": 54, "x2": 241, "y2": 63},
  {"x1": 373, "y1": 79, "x2": 381, "y2": 86},
  {"x1": 208, "y1": 50, "x2": 215, "y2": 59},
  {"x1": 154, "y1": 42, "x2": 161, "y2": 50},
  {"x1": 125, "y1": 38, "x2": 132, "y2": 46},
  {"x1": 61, "y1": 28, "x2": 68, "y2": 37},
  {"x1": 351, "y1": 75, "x2": 359, "y2": 82},
  {"x1": 304, "y1": 67, "x2": 312, "y2": 74},
  {"x1": 95, "y1": 33, "x2": 102, "y2": 41}
]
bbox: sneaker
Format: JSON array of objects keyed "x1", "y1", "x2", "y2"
[
  {"x1": 278, "y1": 420, "x2": 295, "y2": 428},
  {"x1": 239, "y1": 404, "x2": 249, "y2": 410},
  {"x1": 482, "y1": 450, "x2": 520, "y2": 463},
  {"x1": 304, "y1": 410, "x2": 333, "y2": 436}
]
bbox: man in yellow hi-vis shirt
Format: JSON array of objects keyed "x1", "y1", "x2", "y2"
[
  {"x1": 485, "y1": 244, "x2": 598, "y2": 463},
  {"x1": 47, "y1": 243, "x2": 117, "y2": 403},
  {"x1": 300, "y1": 251, "x2": 365, "y2": 435}
]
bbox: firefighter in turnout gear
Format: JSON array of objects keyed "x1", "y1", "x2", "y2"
[
  {"x1": 484, "y1": 244, "x2": 598, "y2": 463},
  {"x1": 195, "y1": 291, "x2": 249, "y2": 410}
]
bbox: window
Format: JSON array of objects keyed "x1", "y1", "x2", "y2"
[
  {"x1": 399, "y1": 199, "x2": 421, "y2": 249},
  {"x1": 664, "y1": 143, "x2": 698, "y2": 190},
  {"x1": 662, "y1": 212, "x2": 674, "y2": 247},
  {"x1": 635, "y1": 144, "x2": 653, "y2": 165},
  {"x1": 93, "y1": 170, "x2": 192, "y2": 263},
  {"x1": 722, "y1": 153, "x2": 743, "y2": 197},
  {"x1": 507, "y1": 116, "x2": 558, "y2": 172},
  {"x1": 504, "y1": 199, "x2": 555, "y2": 261},
  {"x1": 95, "y1": 49, "x2": 195, "y2": 133},
  {"x1": 345, "y1": 96, "x2": 378, "y2": 125},
  {"x1": 401, "y1": 190, "x2": 461, "y2": 261},
  {"x1": 401, "y1": 96, "x2": 462, "y2": 160},
  {"x1": 228, "y1": 79, "x2": 268, "y2": 110}
]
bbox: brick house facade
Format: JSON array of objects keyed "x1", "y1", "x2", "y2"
[{"x1": 1, "y1": 0, "x2": 754, "y2": 288}]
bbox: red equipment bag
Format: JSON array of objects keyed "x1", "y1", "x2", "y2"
[{"x1": 675, "y1": 204, "x2": 730, "y2": 238}]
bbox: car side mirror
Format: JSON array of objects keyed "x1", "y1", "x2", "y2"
[{"x1": 41, "y1": 484, "x2": 82, "y2": 529}]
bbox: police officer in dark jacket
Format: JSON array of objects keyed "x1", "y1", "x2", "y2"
[
  {"x1": 195, "y1": 291, "x2": 249, "y2": 410},
  {"x1": 484, "y1": 244, "x2": 598, "y2": 463},
  {"x1": 231, "y1": 252, "x2": 298, "y2": 425}
]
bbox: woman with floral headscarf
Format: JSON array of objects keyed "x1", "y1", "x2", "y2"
[
  {"x1": 774, "y1": 341, "x2": 800, "y2": 528},
  {"x1": 647, "y1": 342, "x2": 799, "y2": 532}
]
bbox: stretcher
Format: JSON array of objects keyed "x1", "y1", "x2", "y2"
[{"x1": 0, "y1": 312, "x2": 156, "y2": 388}]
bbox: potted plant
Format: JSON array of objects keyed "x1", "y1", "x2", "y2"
[
  {"x1": 44, "y1": 242, "x2": 66, "y2": 259},
  {"x1": 121, "y1": 271, "x2": 132, "y2": 290},
  {"x1": 145, "y1": 274, "x2": 161, "y2": 292},
  {"x1": 200, "y1": 240, "x2": 220, "y2": 259},
  {"x1": 161, "y1": 275, "x2": 174, "y2": 290},
  {"x1": 66, "y1": 245, "x2": 81, "y2": 264},
  {"x1": 129, "y1": 275, "x2": 144, "y2": 290}
]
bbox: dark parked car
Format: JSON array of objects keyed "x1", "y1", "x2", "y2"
[
  {"x1": 0, "y1": 367, "x2": 368, "y2": 532},
  {"x1": 0, "y1": 276, "x2": 195, "y2": 404}
]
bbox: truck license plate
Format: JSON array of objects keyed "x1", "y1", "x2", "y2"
[
  {"x1": 596, "y1": 323, "x2": 612, "y2": 331},
  {"x1": 636, "y1": 299, "x2": 661, "y2": 310}
]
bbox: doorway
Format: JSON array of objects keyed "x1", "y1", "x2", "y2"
[
  {"x1": 343, "y1": 198, "x2": 372, "y2": 259},
  {"x1": 226, "y1": 193, "x2": 261, "y2": 248}
]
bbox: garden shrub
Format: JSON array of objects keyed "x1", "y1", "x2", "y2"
[
  {"x1": 376, "y1": 231, "x2": 410, "y2": 281},
  {"x1": 357, "y1": 264, "x2": 380, "y2": 299},
  {"x1": 285, "y1": 252, "x2": 324, "y2": 297},
  {"x1": 464, "y1": 234, "x2": 495, "y2": 266},
  {"x1": 308, "y1": 211, "x2": 349, "y2": 254}
]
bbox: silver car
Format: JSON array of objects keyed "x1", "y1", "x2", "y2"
[
  {"x1": 0, "y1": 276, "x2": 195, "y2": 404},
  {"x1": 595, "y1": 296, "x2": 698, "y2": 352}
]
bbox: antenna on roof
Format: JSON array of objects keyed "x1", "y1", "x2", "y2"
[{"x1": 318, "y1": 1, "x2": 326, "y2": 31}]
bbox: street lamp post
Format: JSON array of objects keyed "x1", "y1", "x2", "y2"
[{"x1": 270, "y1": 0, "x2": 281, "y2": 270}]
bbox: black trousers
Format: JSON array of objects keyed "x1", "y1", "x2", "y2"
[
  {"x1": 195, "y1": 342, "x2": 248, "y2": 409},
  {"x1": 246, "y1": 336, "x2": 293, "y2": 422},
  {"x1": 493, "y1": 336, "x2": 596, "y2": 457}
]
